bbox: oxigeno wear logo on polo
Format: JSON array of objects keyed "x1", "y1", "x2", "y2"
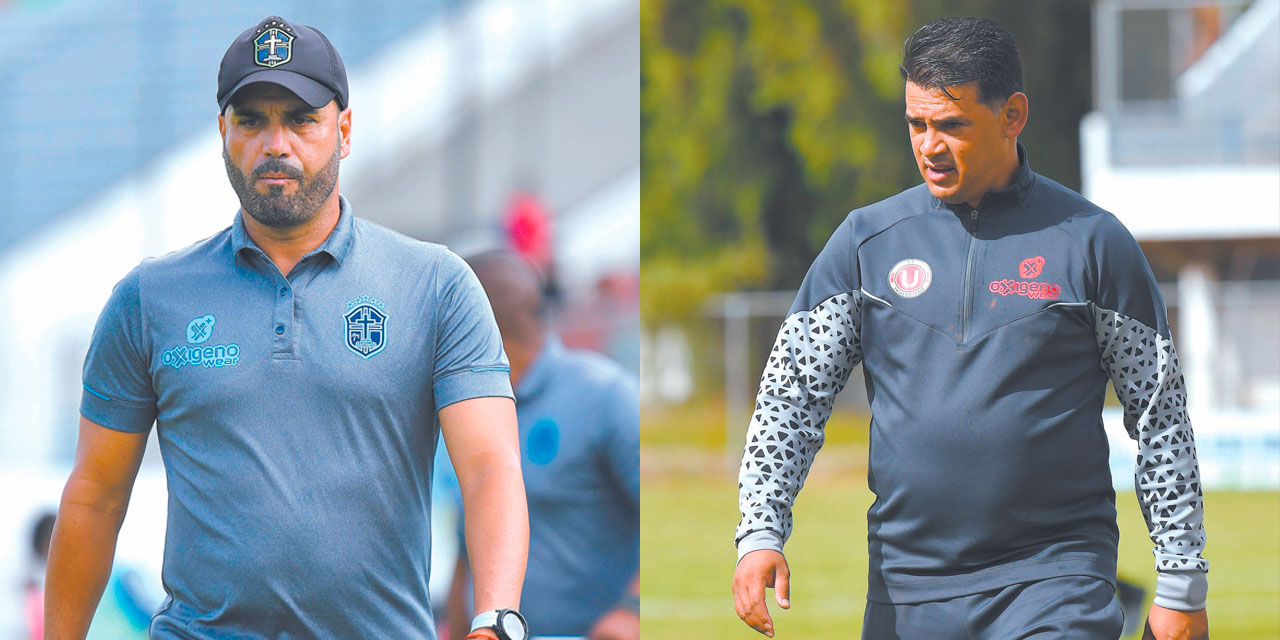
[
  {"x1": 162, "y1": 314, "x2": 241, "y2": 370},
  {"x1": 345, "y1": 295, "x2": 388, "y2": 359},
  {"x1": 253, "y1": 21, "x2": 294, "y2": 68},
  {"x1": 186, "y1": 315, "x2": 215, "y2": 344},
  {"x1": 889, "y1": 259, "x2": 932, "y2": 298}
]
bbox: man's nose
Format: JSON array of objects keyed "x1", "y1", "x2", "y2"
[
  {"x1": 919, "y1": 127, "x2": 946, "y2": 158},
  {"x1": 262, "y1": 123, "x2": 290, "y2": 158}
]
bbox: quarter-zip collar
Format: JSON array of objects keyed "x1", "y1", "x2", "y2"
[{"x1": 933, "y1": 142, "x2": 1037, "y2": 219}]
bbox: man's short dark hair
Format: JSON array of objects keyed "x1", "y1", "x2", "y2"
[{"x1": 899, "y1": 17, "x2": 1024, "y2": 109}]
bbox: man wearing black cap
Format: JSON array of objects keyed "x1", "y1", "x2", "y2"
[{"x1": 45, "y1": 16, "x2": 531, "y2": 640}]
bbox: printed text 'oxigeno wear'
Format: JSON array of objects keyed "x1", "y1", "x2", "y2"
[
  {"x1": 735, "y1": 146, "x2": 1207, "y2": 610},
  {"x1": 81, "y1": 199, "x2": 512, "y2": 638}
]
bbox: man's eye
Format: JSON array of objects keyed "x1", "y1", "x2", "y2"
[
  {"x1": 293, "y1": 116, "x2": 314, "y2": 126},
  {"x1": 239, "y1": 118, "x2": 261, "y2": 127}
]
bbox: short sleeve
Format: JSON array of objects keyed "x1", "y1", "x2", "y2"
[
  {"x1": 81, "y1": 266, "x2": 158, "y2": 433},
  {"x1": 601, "y1": 376, "x2": 640, "y2": 509},
  {"x1": 431, "y1": 251, "x2": 514, "y2": 409}
]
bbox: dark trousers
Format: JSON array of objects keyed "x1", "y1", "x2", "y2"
[{"x1": 862, "y1": 575, "x2": 1125, "y2": 639}]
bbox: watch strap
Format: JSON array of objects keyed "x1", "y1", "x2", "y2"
[{"x1": 470, "y1": 610, "x2": 500, "y2": 632}]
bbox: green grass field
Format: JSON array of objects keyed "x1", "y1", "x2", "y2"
[{"x1": 640, "y1": 402, "x2": 1280, "y2": 638}]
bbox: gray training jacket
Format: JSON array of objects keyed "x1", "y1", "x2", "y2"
[{"x1": 735, "y1": 145, "x2": 1208, "y2": 611}]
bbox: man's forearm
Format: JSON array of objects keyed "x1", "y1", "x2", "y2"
[
  {"x1": 45, "y1": 479, "x2": 131, "y2": 638},
  {"x1": 461, "y1": 463, "x2": 529, "y2": 614}
]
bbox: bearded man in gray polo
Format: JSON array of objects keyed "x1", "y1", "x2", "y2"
[{"x1": 46, "y1": 16, "x2": 530, "y2": 640}]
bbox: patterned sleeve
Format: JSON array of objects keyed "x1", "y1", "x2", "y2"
[
  {"x1": 1092, "y1": 215, "x2": 1208, "y2": 611},
  {"x1": 736, "y1": 219, "x2": 863, "y2": 561}
]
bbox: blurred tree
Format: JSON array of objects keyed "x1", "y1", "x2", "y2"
[{"x1": 641, "y1": 0, "x2": 1092, "y2": 323}]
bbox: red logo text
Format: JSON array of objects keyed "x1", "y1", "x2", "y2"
[{"x1": 988, "y1": 279, "x2": 1060, "y2": 299}]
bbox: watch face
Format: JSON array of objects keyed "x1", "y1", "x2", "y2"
[{"x1": 499, "y1": 611, "x2": 527, "y2": 640}]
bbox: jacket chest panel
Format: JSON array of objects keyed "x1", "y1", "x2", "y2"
[{"x1": 858, "y1": 215, "x2": 1088, "y2": 345}]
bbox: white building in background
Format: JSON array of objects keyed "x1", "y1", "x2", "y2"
[{"x1": 1084, "y1": 0, "x2": 1280, "y2": 489}]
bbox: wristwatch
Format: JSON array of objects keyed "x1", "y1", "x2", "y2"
[{"x1": 471, "y1": 609, "x2": 529, "y2": 640}]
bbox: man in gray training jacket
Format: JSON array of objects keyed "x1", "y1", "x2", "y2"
[{"x1": 732, "y1": 17, "x2": 1209, "y2": 640}]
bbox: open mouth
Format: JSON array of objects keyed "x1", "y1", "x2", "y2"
[{"x1": 924, "y1": 164, "x2": 955, "y2": 181}]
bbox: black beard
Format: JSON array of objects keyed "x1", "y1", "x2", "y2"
[{"x1": 224, "y1": 145, "x2": 341, "y2": 229}]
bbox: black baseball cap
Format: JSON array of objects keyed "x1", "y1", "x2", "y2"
[{"x1": 217, "y1": 16, "x2": 349, "y2": 113}]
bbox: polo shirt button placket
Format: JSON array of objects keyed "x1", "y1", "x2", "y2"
[{"x1": 273, "y1": 280, "x2": 294, "y2": 356}]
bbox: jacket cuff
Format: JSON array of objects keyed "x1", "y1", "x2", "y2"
[
  {"x1": 1153, "y1": 570, "x2": 1208, "y2": 611},
  {"x1": 736, "y1": 530, "x2": 784, "y2": 563}
]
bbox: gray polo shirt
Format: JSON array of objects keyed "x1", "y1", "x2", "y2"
[{"x1": 80, "y1": 197, "x2": 512, "y2": 638}]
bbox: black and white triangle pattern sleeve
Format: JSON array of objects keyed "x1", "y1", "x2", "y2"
[
  {"x1": 1095, "y1": 306, "x2": 1208, "y2": 610},
  {"x1": 736, "y1": 292, "x2": 862, "y2": 561}
]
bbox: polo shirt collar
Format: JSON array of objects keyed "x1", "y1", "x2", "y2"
[
  {"x1": 515, "y1": 334, "x2": 564, "y2": 403},
  {"x1": 231, "y1": 195, "x2": 357, "y2": 267}
]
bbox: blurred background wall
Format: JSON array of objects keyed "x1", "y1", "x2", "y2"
[{"x1": 0, "y1": 0, "x2": 638, "y2": 636}]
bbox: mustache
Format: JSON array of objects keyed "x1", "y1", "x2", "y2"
[{"x1": 250, "y1": 160, "x2": 304, "y2": 181}]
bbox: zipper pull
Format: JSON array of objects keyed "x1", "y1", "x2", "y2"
[{"x1": 970, "y1": 208, "x2": 978, "y2": 231}]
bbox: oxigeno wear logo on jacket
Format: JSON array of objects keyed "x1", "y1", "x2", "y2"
[
  {"x1": 990, "y1": 255, "x2": 1060, "y2": 300},
  {"x1": 161, "y1": 314, "x2": 241, "y2": 369}
]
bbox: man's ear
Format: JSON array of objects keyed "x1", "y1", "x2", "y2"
[
  {"x1": 1002, "y1": 91, "x2": 1029, "y2": 139},
  {"x1": 338, "y1": 107, "x2": 352, "y2": 159}
]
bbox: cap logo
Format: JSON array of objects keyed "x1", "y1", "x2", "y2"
[
  {"x1": 889, "y1": 259, "x2": 932, "y2": 298},
  {"x1": 253, "y1": 23, "x2": 294, "y2": 68}
]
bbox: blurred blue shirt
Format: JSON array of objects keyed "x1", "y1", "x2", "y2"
[{"x1": 450, "y1": 336, "x2": 638, "y2": 636}]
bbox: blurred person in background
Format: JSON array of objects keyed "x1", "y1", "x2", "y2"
[
  {"x1": 22, "y1": 512, "x2": 55, "y2": 640},
  {"x1": 731, "y1": 17, "x2": 1208, "y2": 640},
  {"x1": 45, "y1": 15, "x2": 530, "y2": 640},
  {"x1": 26, "y1": 512, "x2": 154, "y2": 639},
  {"x1": 449, "y1": 250, "x2": 639, "y2": 640}
]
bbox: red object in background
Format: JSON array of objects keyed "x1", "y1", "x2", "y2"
[
  {"x1": 559, "y1": 270, "x2": 640, "y2": 354},
  {"x1": 24, "y1": 586, "x2": 42, "y2": 640},
  {"x1": 503, "y1": 192, "x2": 553, "y2": 271}
]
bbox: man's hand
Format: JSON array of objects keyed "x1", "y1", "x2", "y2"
[
  {"x1": 588, "y1": 607, "x2": 640, "y2": 640},
  {"x1": 1143, "y1": 604, "x2": 1208, "y2": 640},
  {"x1": 732, "y1": 549, "x2": 790, "y2": 638}
]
